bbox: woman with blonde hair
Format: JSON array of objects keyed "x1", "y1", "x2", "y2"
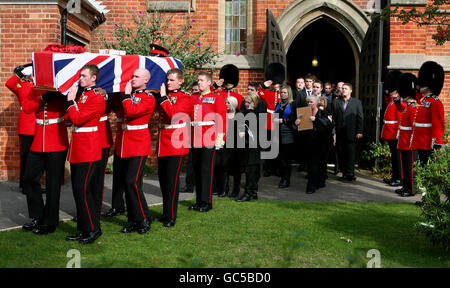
[
  {"x1": 236, "y1": 91, "x2": 267, "y2": 202},
  {"x1": 274, "y1": 85, "x2": 296, "y2": 188},
  {"x1": 296, "y1": 95, "x2": 333, "y2": 193}
]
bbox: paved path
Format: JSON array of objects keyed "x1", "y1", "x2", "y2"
[{"x1": 0, "y1": 167, "x2": 421, "y2": 231}]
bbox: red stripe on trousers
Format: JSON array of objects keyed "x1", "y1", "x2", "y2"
[
  {"x1": 209, "y1": 151, "x2": 216, "y2": 204},
  {"x1": 84, "y1": 162, "x2": 95, "y2": 231},
  {"x1": 171, "y1": 155, "x2": 184, "y2": 219},
  {"x1": 135, "y1": 156, "x2": 146, "y2": 219},
  {"x1": 411, "y1": 150, "x2": 415, "y2": 195}
]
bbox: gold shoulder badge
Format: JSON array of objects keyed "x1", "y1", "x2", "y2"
[
  {"x1": 16, "y1": 83, "x2": 22, "y2": 88},
  {"x1": 133, "y1": 97, "x2": 142, "y2": 104}
]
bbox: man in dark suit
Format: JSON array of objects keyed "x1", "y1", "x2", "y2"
[{"x1": 332, "y1": 83, "x2": 363, "y2": 181}]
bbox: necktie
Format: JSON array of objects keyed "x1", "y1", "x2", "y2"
[{"x1": 343, "y1": 100, "x2": 348, "y2": 111}]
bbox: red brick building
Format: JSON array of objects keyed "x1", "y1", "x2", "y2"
[{"x1": 0, "y1": 0, "x2": 448, "y2": 181}]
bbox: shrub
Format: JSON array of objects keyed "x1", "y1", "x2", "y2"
[
  {"x1": 101, "y1": 10, "x2": 218, "y2": 89},
  {"x1": 361, "y1": 141, "x2": 391, "y2": 179},
  {"x1": 415, "y1": 146, "x2": 450, "y2": 251}
]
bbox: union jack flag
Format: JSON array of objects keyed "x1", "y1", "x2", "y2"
[{"x1": 32, "y1": 51, "x2": 183, "y2": 94}]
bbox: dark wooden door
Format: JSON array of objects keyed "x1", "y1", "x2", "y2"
[{"x1": 265, "y1": 9, "x2": 286, "y2": 73}]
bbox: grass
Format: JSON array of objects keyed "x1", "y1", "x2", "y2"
[{"x1": 0, "y1": 199, "x2": 448, "y2": 268}]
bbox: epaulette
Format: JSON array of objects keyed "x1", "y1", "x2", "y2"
[
  {"x1": 182, "y1": 90, "x2": 191, "y2": 95},
  {"x1": 432, "y1": 95, "x2": 440, "y2": 101},
  {"x1": 145, "y1": 91, "x2": 154, "y2": 97}
]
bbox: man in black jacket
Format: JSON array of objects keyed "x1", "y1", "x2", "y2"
[{"x1": 332, "y1": 83, "x2": 363, "y2": 181}]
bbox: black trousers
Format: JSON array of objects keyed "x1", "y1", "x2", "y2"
[
  {"x1": 93, "y1": 147, "x2": 110, "y2": 218},
  {"x1": 400, "y1": 149, "x2": 417, "y2": 193},
  {"x1": 386, "y1": 139, "x2": 401, "y2": 181},
  {"x1": 111, "y1": 153, "x2": 125, "y2": 210},
  {"x1": 19, "y1": 134, "x2": 34, "y2": 189},
  {"x1": 24, "y1": 150, "x2": 67, "y2": 227},
  {"x1": 192, "y1": 147, "x2": 216, "y2": 206},
  {"x1": 158, "y1": 155, "x2": 184, "y2": 220},
  {"x1": 123, "y1": 156, "x2": 150, "y2": 223},
  {"x1": 244, "y1": 164, "x2": 260, "y2": 193},
  {"x1": 336, "y1": 134, "x2": 356, "y2": 177},
  {"x1": 417, "y1": 149, "x2": 433, "y2": 165},
  {"x1": 307, "y1": 137, "x2": 331, "y2": 190},
  {"x1": 70, "y1": 160, "x2": 101, "y2": 232},
  {"x1": 184, "y1": 149, "x2": 195, "y2": 190},
  {"x1": 278, "y1": 143, "x2": 293, "y2": 182}
]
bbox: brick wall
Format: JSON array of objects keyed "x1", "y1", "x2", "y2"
[{"x1": 0, "y1": 4, "x2": 92, "y2": 181}]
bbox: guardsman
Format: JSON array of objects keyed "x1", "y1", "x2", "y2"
[
  {"x1": 5, "y1": 64, "x2": 36, "y2": 194},
  {"x1": 410, "y1": 61, "x2": 445, "y2": 163},
  {"x1": 103, "y1": 93, "x2": 126, "y2": 217},
  {"x1": 258, "y1": 62, "x2": 285, "y2": 177},
  {"x1": 154, "y1": 68, "x2": 193, "y2": 227},
  {"x1": 394, "y1": 73, "x2": 418, "y2": 197},
  {"x1": 15, "y1": 71, "x2": 68, "y2": 235},
  {"x1": 94, "y1": 96, "x2": 114, "y2": 219},
  {"x1": 118, "y1": 68, "x2": 155, "y2": 234},
  {"x1": 189, "y1": 71, "x2": 227, "y2": 212},
  {"x1": 213, "y1": 64, "x2": 244, "y2": 108},
  {"x1": 65, "y1": 64, "x2": 105, "y2": 244},
  {"x1": 381, "y1": 71, "x2": 403, "y2": 187}
]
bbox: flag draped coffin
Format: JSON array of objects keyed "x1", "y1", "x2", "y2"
[{"x1": 32, "y1": 52, "x2": 183, "y2": 94}]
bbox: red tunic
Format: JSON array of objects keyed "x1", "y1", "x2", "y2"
[
  {"x1": 21, "y1": 89, "x2": 69, "y2": 153},
  {"x1": 157, "y1": 90, "x2": 193, "y2": 157},
  {"x1": 110, "y1": 96, "x2": 125, "y2": 156},
  {"x1": 190, "y1": 91, "x2": 227, "y2": 148},
  {"x1": 66, "y1": 87, "x2": 105, "y2": 163},
  {"x1": 98, "y1": 101, "x2": 113, "y2": 149},
  {"x1": 410, "y1": 94, "x2": 445, "y2": 150},
  {"x1": 396, "y1": 101, "x2": 416, "y2": 150},
  {"x1": 381, "y1": 99, "x2": 402, "y2": 140},
  {"x1": 118, "y1": 90, "x2": 155, "y2": 158},
  {"x1": 258, "y1": 86, "x2": 279, "y2": 130},
  {"x1": 5, "y1": 75, "x2": 36, "y2": 135}
]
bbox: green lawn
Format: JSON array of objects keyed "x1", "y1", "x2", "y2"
[{"x1": 0, "y1": 199, "x2": 448, "y2": 268}]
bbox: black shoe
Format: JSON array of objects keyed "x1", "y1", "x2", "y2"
[
  {"x1": 236, "y1": 193, "x2": 252, "y2": 202},
  {"x1": 389, "y1": 179, "x2": 402, "y2": 187},
  {"x1": 79, "y1": 229, "x2": 102, "y2": 244},
  {"x1": 212, "y1": 191, "x2": 219, "y2": 196},
  {"x1": 306, "y1": 187, "x2": 315, "y2": 194},
  {"x1": 66, "y1": 231, "x2": 83, "y2": 241},
  {"x1": 163, "y1": 219, "x2": 176, "y2": 227},
  {"x1": 278, "y1": 179, "x2": 289, "y2": 188},
  {"x1": 153, "y1": 216, "x2": 168, "y2": 223},
  {"x1": 32, "y1": 224, "x2": 56, "y2": 235},
  {"x1": 22, "y1": 219, "x2": 40, "y2": 231},
  {"x1": 251, "y1": 192, "x2": 258, "y2": 200},
  {"x1": 103, "y1": 208, "x2": 125, "y2": 217},
  {"x1": 136, "y1": 219, "x2": 151, "y2": 234},
  {"x1": 199, "y1": 204, "x2": 212, "y2": 212},
  {"x1": 218, "y1": 191, "x2": 227, "y2": 198},
  {"x1": 121, "y1": 222, "x2": 138, "y2": 233},
  {"x1": 383, "y1": 178, "x2": 393, "y2": 184},
  {"x1": 401, "y1": 190, "x2": 414, "y2": 197},
  {"x1": 395, "y1": 187, "x2": 406, "y2": 194},
  {"x1": 230, "y1": 191, "x2": 239, "y2": 198},
  {"x1": 188, "y1": 203, "x2": 201, "y2": 211}
]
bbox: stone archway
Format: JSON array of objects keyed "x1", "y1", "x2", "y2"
[{"x1": 276, "y1": 0, "x2": 371, "y2": 94}]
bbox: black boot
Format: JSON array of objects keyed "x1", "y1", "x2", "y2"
[{"x1": 236, "y1": 192, "x2": 252, "y2": 202}]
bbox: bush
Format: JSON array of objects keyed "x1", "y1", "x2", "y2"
[
  {"x1": 361, "y1": 141, "x2": 391, "y2": 179},
  {"x1": 415, "y1": 146, "x2": 450, "y2": 251},
  {"x1": 101, "y1": 10, "x2": 218, "y2": 89}
]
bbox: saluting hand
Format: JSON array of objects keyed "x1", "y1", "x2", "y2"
[
  {"x1": 125, "y1": 80, "x2": 132, "y2": 95},
  {"x1": 67, "y1": 82, "x2": 78, "y2": 101},
  {"x1": 263, "y1": 80, "x2": 273, "y2": 88},
  {"x1": 160, "y1": 82, "x2": 166, "y2": 97}
]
